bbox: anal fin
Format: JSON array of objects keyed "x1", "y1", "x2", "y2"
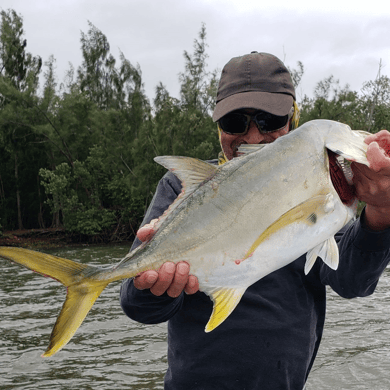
[
  {"x1": 305, "y1": 237, "x2": 339, "y2": 275},
  {"x1": 205, "y1": 287, "x2": 246, "y2": 332}
]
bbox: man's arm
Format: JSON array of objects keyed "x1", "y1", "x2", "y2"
[{"x1": 320, "y1": 208, "x2": 390, "y2": 298}]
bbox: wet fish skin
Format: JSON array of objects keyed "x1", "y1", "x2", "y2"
[{"x1": 0, "y1": 119, "x2": 370, "y2": 357}]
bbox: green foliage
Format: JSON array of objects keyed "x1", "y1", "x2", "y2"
[
  {"x1": 300, "y1": 70, "x2": 390, "y2": 134},
  {"x1": 0, "y1": 10, "x2": 46, "y2": 230},
  {"x1": 179, "y1": 23, "x2": 218, "y2": 115},
  {"x1": 2, "y1": 9, "x2": 389, "y2": 241},
  {"x1": 287, "y1": 61, "x2": 304, "y2": 90},
  {"x1": 77, "y1": 21, "x2": 149, "y2": 114},
  {"x1": 359, "y1": 66, "x2": 390, "y2": 133},
  {"x1": 0, "y1": 9, "x2": 41, "y2": 92},
  {"x1": 39, "y1": 158, "x2": 118, "y2": 236}
]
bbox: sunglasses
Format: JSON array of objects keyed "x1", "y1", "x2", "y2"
[{"x1": 218, "y1": 109, "x2": 292, "y2": 135}]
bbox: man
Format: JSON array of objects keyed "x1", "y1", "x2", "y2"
[{"x1": 120, "y1": 52, "x2": 390, "y2": 389}]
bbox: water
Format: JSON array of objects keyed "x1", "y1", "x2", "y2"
[
  {"x1": 306, "y1": 268, "x2": 390, "y2": 390},
  {"x1": 1, "y1": 245, "x2": 390, "y2": 389},
  {"x1": 0, "y1": 246, "x2": 167, "y2": 390}
]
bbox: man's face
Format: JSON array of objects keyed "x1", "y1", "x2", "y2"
[{"x1": 219, "y1": 109, "x2": 291, "y2": 160}]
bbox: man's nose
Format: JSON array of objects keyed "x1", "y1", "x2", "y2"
[{"x1": 244, "y1": 121, "x2": 264, "y2": 143}]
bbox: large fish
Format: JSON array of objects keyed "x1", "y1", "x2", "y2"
[{"x1": 0, "y1": 119, "x2": 372, "y2": 357}]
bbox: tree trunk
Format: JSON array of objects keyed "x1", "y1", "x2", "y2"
[
  {"x1": 15, "y1": 152, "x2": 24, "y2": 230},
  {"x1": 37, "y1": 175, "x2": 45, "y2": 229}
]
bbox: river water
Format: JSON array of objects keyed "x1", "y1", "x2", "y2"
[{"x1": 1, "y1": 245, "x2": 390, "y2": 389}]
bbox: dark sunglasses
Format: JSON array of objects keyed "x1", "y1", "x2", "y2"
[{"x1": 218, "y1": 109, "x2": 292, "y2": 135}]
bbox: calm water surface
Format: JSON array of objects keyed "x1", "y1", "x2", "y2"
[{"x1": 1, "y1": 245, "x2": 390, "y2": 389}]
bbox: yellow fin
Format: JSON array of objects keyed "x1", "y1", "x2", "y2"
[
  {"x1": 43, "y1": 281, "x2": 109, "y2": 357},
  {"x1": 244, "y1": 194, "x2": 334, "y2": 260},
  {"x1": 205, "y1": 287, "x2": 246, "y2": 332},
  {"x1": 0, "y1": 246, "x2": 109, "y2": 357},
  {"x1": 0, "y1": 246, "x2": 88, "y2": 284}
]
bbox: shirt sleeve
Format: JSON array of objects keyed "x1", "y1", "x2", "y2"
[
  {"x1": 320, "y1": 207, "x2": 390, "y2": 298},
  {"x1": 119, "y1": 171, "x2": 186, "y2": 324}
]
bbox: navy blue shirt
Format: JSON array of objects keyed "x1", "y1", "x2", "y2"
[{"x1": 120, "y1": 167, "x2": 390, "y2": 390}]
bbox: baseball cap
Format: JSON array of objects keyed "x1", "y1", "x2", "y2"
[{"x1": 212, "y1": 52, "x2": 296, "y2": 122}]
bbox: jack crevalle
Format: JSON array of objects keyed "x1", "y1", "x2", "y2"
[{"x1": 0, "y1": 119, "x2": 371, "y2": 357}]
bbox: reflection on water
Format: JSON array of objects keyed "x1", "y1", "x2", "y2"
[{"x1": 1, "y1": 245, "x2": 390, "y2": 389}]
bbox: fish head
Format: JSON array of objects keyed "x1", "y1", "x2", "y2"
[
  {"x1": 318, "y1": 120, "x2": 369, "y2": 214},
  {"x1": 236, "y1": 119, "x2": 369, "y2": 223}
]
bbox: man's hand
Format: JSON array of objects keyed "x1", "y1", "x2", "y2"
[
  {"x1": 133, "y1": 219, "x2": 199, "y2": 297},
  {"x1": 352, "y1": 130, "x2": 390, "y2": 230}
]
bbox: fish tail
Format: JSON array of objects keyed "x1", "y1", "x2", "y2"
[{"x1": 0, "y1": 246, "x2": 110, "y2": 357}]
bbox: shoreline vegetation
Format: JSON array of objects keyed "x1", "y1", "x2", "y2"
[
  {"x1": 1, "y1": 9, "x2": 388, "y2": 244},
  {"x1": 0, "y1": 228, "x2": 133, "y2": 250}
]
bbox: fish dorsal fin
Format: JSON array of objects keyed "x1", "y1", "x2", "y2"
[
  {"x1": 151, "y1": 156, "x2": 218, "y2": 234},
  {"x1": 305, "y1": 237, "x2": 339, "y2": 275},
  {"x1": 154, "y1": 156, "x2": 218, "y2": 195},
  {"x1": 205, "y1": 287, "x2": 246, "y2": 332},
  {"x1": 237, "y1": 144, "x2": 268, "y2": 156}
]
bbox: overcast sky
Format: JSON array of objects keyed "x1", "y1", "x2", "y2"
[{"x1": 1, "y1": 0, "x2": 390, "y2": 104}]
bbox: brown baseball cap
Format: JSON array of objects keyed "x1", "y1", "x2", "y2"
[{"x1": 212, "y1": 52, "x2": 296, "y2": 122}]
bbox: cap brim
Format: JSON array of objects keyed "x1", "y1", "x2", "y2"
[{"x1": 212, "y1": 91, "x2": 294, "y2": 122}]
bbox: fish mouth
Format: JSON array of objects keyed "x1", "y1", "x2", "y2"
[{"x1": 327, "y1": 150, "x2": 355, "y2": 206}]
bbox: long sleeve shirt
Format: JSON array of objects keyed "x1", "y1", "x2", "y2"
[{"x1": 120, "y1": 166, "x2": 390, "y2": 390}]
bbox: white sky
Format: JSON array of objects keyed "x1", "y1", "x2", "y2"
[{"x1": 1, "y1": 0, "x2": 390, "y2": 103}]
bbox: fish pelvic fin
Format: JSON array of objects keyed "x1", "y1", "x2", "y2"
[
  {"x1": 205, "y1": 287, "x2": 246, "y2": 332},
  {"x1": 0, "y1": 247, "x2": 109, "y2": 357},
  {"x1": 305, "y1": 237, "x2": 339, "y2": 275}
]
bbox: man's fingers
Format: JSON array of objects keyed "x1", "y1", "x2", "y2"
[
  {"x1": 352, "y1": 162, "x2": 390, "y2": 207},
  {"x1": 150, "y1": 262, "x2": 176, "y2": 296},
  {"x1": 166, "y1": 262, "x2": 191, "y2": 298},
  {"x1": 184, "y1": 275, "x2": 200, "y2": 295},
  {"x1": 134, "y1": 262, "x2": 199, "y2": 297},
  {"x1": 133, "y1": 270, "x2": 159, "y2": 290},
  {"x1": 137, "y1": 218, "x2": 158, "y2": 242}
]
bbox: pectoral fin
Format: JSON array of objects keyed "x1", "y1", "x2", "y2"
[
  {"x1": 245, "y1": 194, "x2": 334, "y2": 260},
  {"x1": 205, "y1": 287, "x2": 246, "y2": 332},
  {"x1": 305, "y1": 237, "x2": 339, "y2": 275}
]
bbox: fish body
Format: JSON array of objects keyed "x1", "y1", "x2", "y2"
[{"x1": 0, "y1": 119, "x2": 370, "y2": 357}]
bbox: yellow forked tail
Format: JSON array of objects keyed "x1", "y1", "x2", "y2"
[{"x1": 0, "y1": 246, "x2": 110, "y2": 357}]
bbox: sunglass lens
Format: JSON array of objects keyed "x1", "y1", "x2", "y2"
[
  {"x1": 219, "y1": 113, "x2": 248, "y2": 134},
  {"x1": 255, "y1": 112, "x2": 288, "y2": 132}
]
